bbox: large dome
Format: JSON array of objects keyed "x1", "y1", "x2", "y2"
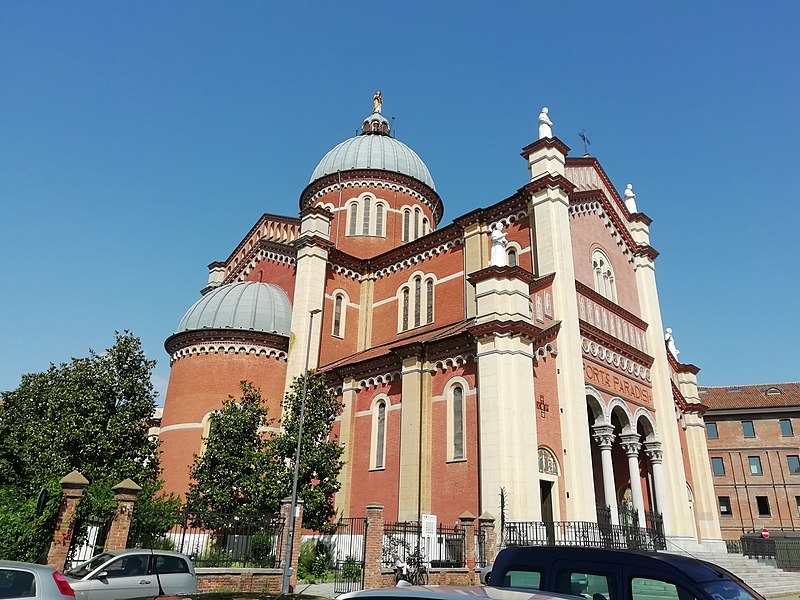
[
  {"x1": 309, "y1": 111, "x2": 435, "y2": 190},
  {"x1": 176, "y1": 282, "x2": 292, "y2": 336}
]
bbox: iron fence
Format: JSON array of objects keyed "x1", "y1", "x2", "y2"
[
  {"x1": 475, "y1": 527, "x2": 488, "y2": 568},
  {"x1": 128, "y1": 508, "x2": 284, "y2": 568},
  {"x1": 382, "y1": 521, "x2": 466, "y2": 569},
  {"x1": 503, "y1": 520, "x2": 665, "y2": 551}
]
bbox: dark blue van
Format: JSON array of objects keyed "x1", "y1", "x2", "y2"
[{"x1": 489, "y1": 547, "x2": 763, "y2": 600}]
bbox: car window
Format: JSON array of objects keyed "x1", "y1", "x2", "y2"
[
  {"x1": 501, "y1": 569, "x2": 543, "y2": 589},
  {"x1": 65, "y1": 552, "x2": 115, "y2": 578},
  {"x1": 700, "y1": 580, "x2": 758, "y2": 600},
  {"x1": 631, "y1": 577, "x2": 696, "y2": 600},
  {"x1": 103, "y1": 555, "x2": 149, "y2": 578},
  {"x1": 152, "y1": 555, "x2": 190, "y2": 575},
  {"x1": 556, "y1": 571, "x2": 614, "y2": 600},
  {"x1": 0, "y1": 570, "x2": 36, "y2": 599}
]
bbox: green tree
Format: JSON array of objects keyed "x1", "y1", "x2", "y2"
[
  {"x1": 265, "y1": 371, "x2": 344, "y2": 532},
  {"x1": 185, "y1": 381, "x2": 276, "y2": 523},
  {"x1": 0, "y1": 331, "x2": 177, "y2": 560}
]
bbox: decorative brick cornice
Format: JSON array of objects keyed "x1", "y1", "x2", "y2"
[
  {"x1": 635, "y1": 245, "x2": 659, "y2": 261},
  {"x1": 222, "y1": 213, "x2": 300, "y2": 266},
  {"x1": 300, "y1": 169, "x2": 443, "y2": 225},
  {"x1": 576, "y1": 281, "x2": 648, "y2": 330},
  {"x1": 530, "y1": 272, "x2": 556, "y2": 294},
  {"x1": 293, "y1": 235, "x2": 335, "y2": 252},
  {"x1": 468, "y1": 265, "x2": 537, "y2": 288},
  {"x1": 520, "y1": 136, "x2": 571, "y2": 159},
  {"x1": 468, "y1": 319, "x2": 559, "y2": 346},
  {"x1": 580, "y1": 321, "x2": 654, "y2": 367},
  {"x1": 165, "y1": 328, "x2": 289, "y2": 356},
  {"x1": 300, "y1": 204, "x2": 333, "y2": 219},
  {"x1": 571, "y1": 189, "x2": 638, "y2": 254},
  {"x1": 667, "y1": 349, "x2": 701, "y2": 375},
  {"x1": 524, "y1": 174, "x2": 577, "y2": 196},
  {"x1": 371, "y1": 226, "x2": 463, "y2": 276}
]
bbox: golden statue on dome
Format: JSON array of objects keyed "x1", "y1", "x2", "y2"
[{"x1": 373, "y1": 90, "x2": 382, "y2": 114}]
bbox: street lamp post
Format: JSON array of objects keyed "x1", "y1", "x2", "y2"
[{"x1": 281, "y1": 308, "x2": 322, "y2": 594}]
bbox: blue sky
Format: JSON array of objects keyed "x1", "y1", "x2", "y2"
[{"x1": 2, "y1": 2, "x2": 798, "y2": 400}]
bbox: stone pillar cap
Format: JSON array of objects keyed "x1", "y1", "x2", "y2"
[
  {"x1": 112, "y1": 479, "x2": 141, "y2": 494},
  {"x1": 59, "y1": 470, "x2": 89, "y2": 488},
  {"x1": 478, "y1": 511, "x2": 495, "y2": 522},
  {"x1": 459, "y1": 511, "x2": 476, "y2": 521},
  {"x1": 366, "y1": 503, "x2": 384, "y2": 510}
]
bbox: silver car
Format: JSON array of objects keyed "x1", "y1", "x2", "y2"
[
  {"x1": 0, "y1": 560, "x2": 76, "y2": 600},
  {"x1": 63, "y1": 550, "x2": 195, "y2": 600}
]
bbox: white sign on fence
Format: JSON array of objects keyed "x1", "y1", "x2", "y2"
[{"x1": 421, "y1": 513, "x2": 437, "y2": 537}]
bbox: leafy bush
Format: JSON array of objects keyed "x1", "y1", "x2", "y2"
[
  {"x1": 249, "y1": 532, "x2": 275, "y2": 567},
  {"x1": 298, "y1": 539, "x2": 332, "y2": 581},
  {"x1": 0, "y1": 481, "x2": 61, "y2": 562},
  {"x1": 341, "y1": 555, "x2": 361, "y2": 580}
]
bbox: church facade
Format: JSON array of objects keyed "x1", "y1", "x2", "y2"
[{"x1": 158, "y1": 99, "x2": 723, "y2": 551}]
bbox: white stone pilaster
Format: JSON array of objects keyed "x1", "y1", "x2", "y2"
[
  {"x1": 643, "y1": 441, "x2": 669, "y2": 532},
  {"x1": 633, "y1": 254, "x2": 695, "y2": 538},
  {"x1": 528, "y1": 172, "x2": 596, "y2": 521}
]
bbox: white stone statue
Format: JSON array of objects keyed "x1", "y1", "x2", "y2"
[
  {"x1": 624, "y1": 183, "x2": 638, "y2": 213},
  {"x1": 538, "y1": 107, "x2": 553, "y2": 139},
  {"x1": 665, "y1": 327, "x2": 680, "y2": 359},
  {"x1": 490, "y1": 227, "x2": 508, "y2": 267}
]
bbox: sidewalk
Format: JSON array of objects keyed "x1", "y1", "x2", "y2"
[{"x1": 294, "y1": 582, "x2": 338, "y2": 598}]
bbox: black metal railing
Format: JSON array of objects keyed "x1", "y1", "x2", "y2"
[
  {"x1": 503, "y1": 519, "x2": 665, "y2": 551},
  {"x1": 382, "y1": 521, "x2": 466, "y2": 569},
  {"x1": 128, "y1": 509, "x2": 284, "y2": 568}
]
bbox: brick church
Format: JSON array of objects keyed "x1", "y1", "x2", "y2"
[{"x1": 158, "y1": 96, "x2": 724, "y2": 552}]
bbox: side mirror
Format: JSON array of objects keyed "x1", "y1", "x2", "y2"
[{"x1": 95, "y1": 572, "x2": 108, "y2": 580}]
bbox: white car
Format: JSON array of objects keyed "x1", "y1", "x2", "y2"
[
  {"x1": 63, "y1": 550, "x2": 196, "y2": 600},
  {"x1": 0, "y1": 560, "x2": 76, "y2": 600}
]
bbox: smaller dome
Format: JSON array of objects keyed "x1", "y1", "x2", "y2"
[{"x1": 176, "y1": 282, "x2": 292, "y2": 336}]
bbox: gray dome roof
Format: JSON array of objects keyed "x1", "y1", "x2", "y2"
[
  {"x1": 177, "y1": 282, "x2": 292, "y2": 336},
  {"x1": 310, "y1": 116, "x2": 435, "y2": 190}
]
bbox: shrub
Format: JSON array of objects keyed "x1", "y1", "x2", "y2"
[
  {"x1": 249, "y1": 532, "x2": 275, "y2": 567},
  {"x1": 298, "y1": 539, "x2": 332, "y2": 581},
  {"x1": 341, "y1": 555, "x2": 361, "y2": 581}
]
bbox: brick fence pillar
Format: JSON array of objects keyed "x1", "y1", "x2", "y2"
[
  {"x1": 280, "y1": 497, "x2": 304, "y2": 590},
  {"x1": 459, "y1": 511, "x2": 476, "y2": 583},
  {"x1": 47, "y1": 471, "x2": 89, "y2": 571},
  {"x1": 478, "y1": 512, "x2": 497, "y2": 565},
  {"x1": 105, "y1": 478, "x2": 141, "y2": 551},
  {"x1": 363, "y1": 504, "x2": 385, "y2": 589}
]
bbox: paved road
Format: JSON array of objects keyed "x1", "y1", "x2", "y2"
[{"x1": 294, "y1": 582, "x2": 338, "y2": 598}]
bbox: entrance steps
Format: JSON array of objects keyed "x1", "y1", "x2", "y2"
[{"x1": 669, "y1": 551, "x2": 800, "y2": 598}]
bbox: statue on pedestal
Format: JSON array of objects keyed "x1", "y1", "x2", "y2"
[
  {"x1": 490, "y1": 227, "x2": 508, "y2": 267},
  {"x1": 665, "y1": 328, "x2": 680, "y2": 359},
  {"x1": 538, "y1": 107, "x2": 553, "y2": 139},
  {"x1": 373, "y1": 90, "x2": 383, "y2": 114},
  {"x1": 624, "y1": 184, "x2": 638, "y2": 213}
]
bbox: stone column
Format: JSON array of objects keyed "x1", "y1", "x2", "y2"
[
  {"x1": 280, "y1": 497, "x2": 304, "y2": 590},
  {"x1": 105, "y1": 478, "x2": 141, "y2": 551},
  {"x1": 591, "y1": 425, "x2": 619, "y2": 524},
  {"x1": 644, "y1": 442, "x2": 669, "y2": 533},
  {"x1": 459, "y1": 511, "x2": 476, "y2": 583},
  {"x1": 620, "y1": 435, "x2": 645, "y2": 525},
  {"x1": 47, "y1": 470, "x2": 89, "y2": 571},
  {"x1": 478, "y1": 512, "x2": 496, "y2": 565},
  {"x1": 363, "y1": 504, "x2": 384, "y2": 590}
]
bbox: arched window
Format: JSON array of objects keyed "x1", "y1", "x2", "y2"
[
  {"x1": 374, "y1": 400, "x2": 386, "y2": 469},
  {"x1": 507, "y1": 248, "x2": 518, "y2": 267},
  {"x1": 333, "y1": 294, "x2": 344, "y2": 337},
  {"x1": 422, "y1": 217, "x2": 429, "y2": 235},
  {"x1": 348, "y1": 203, "x2": 358, "y2": 236},
  {"x1": 376, "y1": 204, "x2": 385, "y2": 237},
  {"x1": 452, "y1": 386, "x2": 465, "y2": 460},
  {"x1": 402, "y1": 287, "x2": 410, "y2": 331},
  {"x1": 426, "y1": 279, "x2": 434, "y2": 324},
  {"x1": 414, "y1": 276, "x2": 422, "y2": 327},
  {"x1": 402, "y1": 209, "x2": 411, "y2": 242},
  {"x1": 592, "y1": 249, "x2": 617, "y2": 302},
  {"x1": 362, "y1": 196, "x2": 371, "y2": 235},
  {"x1": 414, "y1": 208, "x2": 421, "y2": 240}
]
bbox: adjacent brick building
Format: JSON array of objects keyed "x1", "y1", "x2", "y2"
[
  {"x1": 700, "y1": 382, "x2": 800, "y2": 539},
  {"x1": 158, "y1": 98, "x2": 725, "y2": 551}
]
